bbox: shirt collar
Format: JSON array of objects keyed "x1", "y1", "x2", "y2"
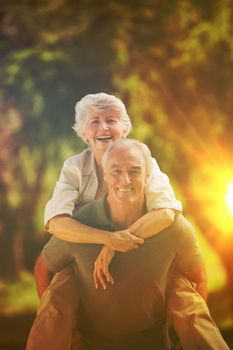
[
  {"x1": 82, "y1": 147, "x2": 97, "y2": 176},
  {"x1": 94, "y1": 194, "x2": 121, "y2": 231},
  {"x1": 96, "y1": 195, "x2": 147, "y2": 231}
]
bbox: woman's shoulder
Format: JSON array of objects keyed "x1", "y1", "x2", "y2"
[{"x1": 63, "y1": 148, "x2": 91, "y2": 167}]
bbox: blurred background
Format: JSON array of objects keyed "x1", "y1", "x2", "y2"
[{"x1": 0, "y1": 0, "x2": 232, "y2": 349}]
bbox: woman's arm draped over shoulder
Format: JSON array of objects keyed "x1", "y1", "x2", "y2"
[
  {"x1": 48, "y1": 215, "x2": 143, "y2": 252},
  {"x1": 128, "y1": 208, "x2": 177, "y2": 239}
]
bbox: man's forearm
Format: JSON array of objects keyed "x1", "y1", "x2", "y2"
[
  {"x1": 34, "y1": 255, "x2": 53, "y2": 298},
  {"x1": 128, "y1": 209, "x2": 176, "y2": 239}
]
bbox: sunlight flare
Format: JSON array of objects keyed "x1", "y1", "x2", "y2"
[{"x1": 225, "y1": 183, "x2": 233, "y2": 214}]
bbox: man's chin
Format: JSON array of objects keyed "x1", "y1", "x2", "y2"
[{"x1": 116, "y1": 192, "x2": 137, "y2": 202}]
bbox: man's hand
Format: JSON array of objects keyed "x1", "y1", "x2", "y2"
[
  {"x1": 93, "y1": 246, "x2": 115, "y2": 289},
  {"x1": 106, "y1": 224, "x2": 144, "y2": 252}
]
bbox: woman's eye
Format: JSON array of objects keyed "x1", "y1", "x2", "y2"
[
  {"x1": 91, "y1": 120, "x2": 99, "y2": 125},
  {"x1": 107, "y1": 119, "x2": 117, "y2": 124}
]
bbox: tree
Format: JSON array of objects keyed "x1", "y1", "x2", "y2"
[{"x1": 0, "y1": 0, "x2": 117, "y2": 278}]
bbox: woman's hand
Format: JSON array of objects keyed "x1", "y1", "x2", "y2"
[
  {"x1": 93, "y1": 246, "x2": 115, "y2": 289},
  {"x1": 106, "y1": 224, "x2": 143, "y2": 252}
]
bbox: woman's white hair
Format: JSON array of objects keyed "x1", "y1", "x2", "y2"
[
  {"x1": 73, "y1": 93, "x2": 132, "y2": 143},
  {"x1": 102, "y1": 138, "x2": 152, "y2": 176}
]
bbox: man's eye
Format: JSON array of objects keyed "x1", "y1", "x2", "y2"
[
  {"x1": 112, "y1": 169, "x2": 121, "y2": 175},
  {"x1": 129, "y1": 170, "x2": 140, "y2": 176}
]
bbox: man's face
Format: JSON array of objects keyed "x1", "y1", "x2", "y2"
[{"x1": 104, "y1": 146, "x2": 149, "y2": 204}]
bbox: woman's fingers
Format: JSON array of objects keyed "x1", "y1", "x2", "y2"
[
  {"x1": 93, "y1": 258, "x2": 114, "y2": 289},
  {"x1": 103, "y1": 267, "x2": 114, "y2": 285},
  {"x1": 94, "y1": 258, "x2": 108, "y2": 290},
  {"x1": 93, "y1": 263, "x2": 99, "y2": 289},
  {"x1": 97, "y1": 268, "x2": 107, "y2": 290},
  {"x1": 108, "y1": 231, "x2": 144, "y2": 252},
  {"x1": 93, "y1": 246, "x2": 115, "y2": 289}
]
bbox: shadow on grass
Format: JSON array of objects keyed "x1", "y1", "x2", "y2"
[{"x1": 0, "y1": 313, "x2": 35, "y2": 350}]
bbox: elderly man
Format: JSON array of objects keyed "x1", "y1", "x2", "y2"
[{"x1": 28, "y1": 139, "x2": 229, "y2": 350}]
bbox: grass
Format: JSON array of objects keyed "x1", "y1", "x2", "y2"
[{"x1": 0, "y1": 271, "x2": 38, "y2": 315}]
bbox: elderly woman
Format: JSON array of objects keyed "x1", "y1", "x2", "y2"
[{"x1": 27, "y1": 93, "x2": 182, "y2": 350}]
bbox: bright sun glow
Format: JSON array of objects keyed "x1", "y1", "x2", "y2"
[
  {"x1": 191, "y1": 170, "x2": 233, "y2": 236},
  {"x1": 225, "y1": 183, "x2": 233, "y2": 214}
]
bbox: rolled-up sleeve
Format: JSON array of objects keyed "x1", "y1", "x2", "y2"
[
  {"x1": 44, "y1": 158, "x2": 81, "y2": 228},
  {"x1": 145, "y1": 157, "x2": 182, "y2": 212},
  {"x1": 41, "y1": 236, "x2": 72, "y2": 273}
]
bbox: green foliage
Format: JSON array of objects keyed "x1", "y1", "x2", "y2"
[{"x1": 0, "y1": 272, "x2": 38, "y2": 315}]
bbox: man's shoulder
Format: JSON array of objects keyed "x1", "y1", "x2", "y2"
[
  {"x1": 171, "y1": 215, "x2": 199, "y2": 253},
  {"x1": 173, "y1": 214, "x2": 195, "y2": 232},
  {"x1": 164, "y1": 214, "x2": 195, "y2": 241}
]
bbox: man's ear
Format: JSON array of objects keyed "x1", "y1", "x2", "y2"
[{"x1": 104, "y1": 171, "x2": 108, "y2": 182}]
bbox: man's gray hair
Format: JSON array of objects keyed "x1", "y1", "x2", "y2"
[
  {"x1": 102, "y1": 139, "x2": 152, "y2": 176},
  {"x1": 73, "y1": 93, "x2": 132, "y2": 142}
]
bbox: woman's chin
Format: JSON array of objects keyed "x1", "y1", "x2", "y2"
[{"x1": 95, "y1": 139, "x2": 113, "y2": 151}]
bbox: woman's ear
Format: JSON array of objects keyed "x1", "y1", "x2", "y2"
[
  {"x1": 120, "y1": 124, "x2": 128, "y2": 137},
  {"x1": 121, "y1": 130, "x2": 128, "y2": 138},
  {"x1": 82, "y1": 131, "x2": 89, "y2": 144},
  {"x1": 145, "y1": 174, "x2": 151, "y2": 185}
]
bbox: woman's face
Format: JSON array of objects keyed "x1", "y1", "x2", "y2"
[{"x1": 83, "y1": 108, "x2": 127, "y2": 154}]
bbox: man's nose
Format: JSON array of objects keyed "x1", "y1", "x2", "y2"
[{"x1": 121, "y1": 172, "x2": 131, "y2": 184}]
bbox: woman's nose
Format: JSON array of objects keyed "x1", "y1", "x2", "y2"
[{"x1": 99, "y1": 122, "x2": 108, "y2": 131}]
